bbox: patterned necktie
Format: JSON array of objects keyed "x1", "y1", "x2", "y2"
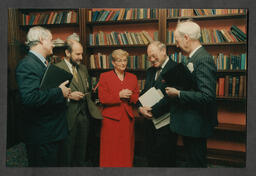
[
  {"x1": 155, "y1": 67, "x2": 162, "y2": 80},
  {"x1": 72, "y1": 66, "x2": 78, "y2": 82}
]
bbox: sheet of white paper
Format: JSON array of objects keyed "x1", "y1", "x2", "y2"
[{"x1": 139, "y1": 87, "x2": 164, "y2": 107}]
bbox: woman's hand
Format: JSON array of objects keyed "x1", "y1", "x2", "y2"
[{"x1": 119, "y1": 89, "x2": 132, "y2": 99}]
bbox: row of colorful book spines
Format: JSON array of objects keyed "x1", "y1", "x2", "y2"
[
  {"x1": 169, "y1": 54, "x2": 188, "y2": 64},
  {"x1": 21, "y1": 11, "x2": 78, "y2": 25},
  {"x1": 168, "y1": 52, "x2": 247, "y2": 70},
  {"x1": 167, "y1": 8, "x2": 246, "y2": 17},
  {"x1": 89, "y1": 32, "x2": 152, "y2": 46},
  {"x1": 88, "y1": 31, "x2": 156, "y2": 46},
  {"x1": 167, "y1": 28, "x2": 245, "y2": 44},
  {"x1": 89, "y1": 8, "x2": 159, "y2": 22},
  {"x1": 90, "y1": 55, "x2": 151, "y2": 69},
  {"x1": 217, "y1": 75, "x2": 246, "y2": 97},
  {"x1": 213, "y1": 54, "x2": 247, "y2": 70}
]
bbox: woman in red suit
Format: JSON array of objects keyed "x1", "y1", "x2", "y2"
[{"x1": 98, "y1": 49, "x2": 139, "y2": 167}]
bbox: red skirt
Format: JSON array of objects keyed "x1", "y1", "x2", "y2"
[{"x1": 100, "y1": 110, "x2": 135, "y2": 167}]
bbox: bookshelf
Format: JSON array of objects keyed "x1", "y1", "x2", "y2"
[
  {"x1": 9, "y1": 8, "x2": 247, "y2": 167},
  {"x1": 83, "y1": 8, "x2": 247, "y2": 167},
  {"x1": 18, "y1": 8, "x2": 80, "y2": 61}
]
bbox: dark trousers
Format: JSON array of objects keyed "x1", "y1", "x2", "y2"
[
  {"x1": 26, "y1": 140, "x2": 64, "y2": 167},
  {"x1": 59, "y1": 112, "x2": 90, "y2": 167},
  {"x1": 144, "y1": 119, "x2": 207, "y2": 167},
  {"x1": 145, "y1": 120, "x2": 177, "y2": 167},
  {"x1": 182, "y1": 136, "x2": 207, "y2": 167}
]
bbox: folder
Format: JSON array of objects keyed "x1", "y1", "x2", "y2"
[
  {"x1": 40, "y1": 63, "x2": 73, "y2": 90},
  {"x1": 139, "y1": 87, "x2": 170, "y2": 129},
  {"x1": 162, "y1": 63, "x2": 196, "y2": 90}
]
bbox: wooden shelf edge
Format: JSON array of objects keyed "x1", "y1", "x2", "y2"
[
  {"x1": 20, "y1": 23, "x2": 79, "y2": 29},
  {"x1": 167, "y1": 42, "x2": 246, "y2": 47},
  {"x1": 167, "y1": 14, "x2": 246, "y2": 21},
  {"x1": 215, "y1": 123, "x2": 246, "y2": 132},
  {"x1": 87, "y1": 19, "x2": 158, "y2": 25},
  {"x1": 87, "y1": 44, "x2": 148, "y2": 48},
  {"x1": 216, "y1": 96, "x2": 246, "y2": 101}
]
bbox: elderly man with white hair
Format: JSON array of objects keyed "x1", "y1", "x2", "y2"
[
  {"x1": 16, "y1": 26, "x2": 71, "y2": 167},
  {"x1": 165, "y1": 20, "x2": 218, "y2": 167}
]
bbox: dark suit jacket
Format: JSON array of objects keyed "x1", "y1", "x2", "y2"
[
  {"x1": 169, "y1": 47, "x2": 218, "y2": 138},
  {"x1": 139, "y1": 58, "x2": 177, "y2": 117},
  {"x1": 55, "y1": 60, "x2": 102, "y2": 131},
  {"x1": 15, "y1": 52, "x2": 68, "y2": 144}
]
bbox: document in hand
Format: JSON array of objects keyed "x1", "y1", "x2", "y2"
[
  {"x1": 139, "y1": 87, "x2": 170, "y2": 129},
  {"x1": 161, "y1": 63, "x2": 196, "y2": 90},
  {"x1": 40, "y1": 63, "x2": 73, "y2": 90}
]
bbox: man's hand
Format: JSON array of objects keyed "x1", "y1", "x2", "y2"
[
  {"x1": 119, "y1": 89, "x2": 132, "y2": 99},
  {"x1": 139, "y1": 106, "x2": 153, "y2": 119},
  {"x1": 59, "y1": 80, "x2": 71, "y2": 98},
  {"x1": 69, "y1": 91, "x2": 85, "y2": 101},
  {"x1": 165, "y1": 87, "x2": 180, "y2": 98}
]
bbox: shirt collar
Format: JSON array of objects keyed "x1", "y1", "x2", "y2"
[
  {"x1": 29, "y1": 50, "x2": 47, "y2": 67},
  {"x1": 64, "y1": 58, "x2": 74, "y2": 73},
  {"x1": 189, "y1": 45, "x2": 202, "y2": 58},
  {"x1": 161, "y1": 56, "x2": 169, "y2": 69}
]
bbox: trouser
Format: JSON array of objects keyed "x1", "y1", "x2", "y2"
[
  {"x1": 145, "y1": 119, "x2": 208, "y2": 167},
  {"x1": 145, "y1": 120, "x2": 177, "y2": 167},
  {"x1": 182, "y1": 136, "x2": 207, "y2": 167},
  {"x1": 59, "y1": 112, "x2": 90, "y2": 167},
  {"x1": 26, "y1": 140, "x2": 64, "y2": 167}
]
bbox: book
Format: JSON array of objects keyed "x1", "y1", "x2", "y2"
[
  {"x1": 224, "y1": 75, "x2": 229, "y2": 96},
  {"x1": 218, "y1": 77, "x2": 225, "y2": 96},
  {"x1": 40, "y1": 63, "x2": 73, "y2": 90},
  {"x1": 161, "y1": 63, "x2": 196, "y2": 90},
  {"x1": 139, "y1": 87, "x2": 170, "y2": 129}
]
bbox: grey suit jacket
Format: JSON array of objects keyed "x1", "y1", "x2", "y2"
[{"x1": 55, "y1": 60, "x2": 102, "y2": 131}]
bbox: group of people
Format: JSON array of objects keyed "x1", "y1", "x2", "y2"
[{"x1": 15, "y1": 20, "x2": 217, "y2": 168}]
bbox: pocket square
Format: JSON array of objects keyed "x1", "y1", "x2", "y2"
[{"x1": 187, "y1": 62, "x2": 194, "y2": 73}]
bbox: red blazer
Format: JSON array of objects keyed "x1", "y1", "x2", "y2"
[{"x1": 98, "y1": 70, "x2": 139, "y2": 120}]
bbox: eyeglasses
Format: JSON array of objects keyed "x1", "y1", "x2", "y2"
[
  {"x1": 147, "y1": 55, "x2": 157, "y2": 60},
  {"x1": 115, "y1": 59, "x2": 128, "y2": 63}
]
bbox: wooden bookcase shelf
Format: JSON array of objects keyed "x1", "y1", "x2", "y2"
[
  {"x1": 167, "y1": 14, "x2": 246, "y2": 22},
  {"x1": 167, "y1": 42, "x2": 246, "y2": 47},
  {"x1": 216, "y1": 96, "x2": 246, "y2": 101},
  {"x1": 87, "y1": 19, "x2": 158, "y2": 25},
  {"x1": 20, "y1": 23, "x2": 79, "y2": 29},
  {"x1": 87, "y1": 44, "x2": 148, "y2": 49}
]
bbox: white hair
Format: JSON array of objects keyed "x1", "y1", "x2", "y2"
[
  {"x1": 67, "y1": 33, "x2": 80, "y2": 42},
  {"x1": 148, "y1": 41, "x2": 166, "y2": 50},
  {"x1": 175, "y1": 20, "x2": 201, "y2": 40},
  {"x1": 25, "y1": 26, "x2": 51, "y2": 48}
]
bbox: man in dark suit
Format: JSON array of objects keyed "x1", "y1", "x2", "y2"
[
  {"x1": 15, "y1": 26, "x2": 71, "y2": 167},
  {"x1": 138, "y1": 41, "x2": 177, "y2": 167},
  {"x1": 165, "y1": 20, "x2": 218, "y2": 167},
  {"x1": 55, "y1": 34, "x2": 102, "y2": 166}
]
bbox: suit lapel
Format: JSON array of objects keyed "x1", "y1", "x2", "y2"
[
  {"x1": 190, "y1": 47, "x2": 205, "y2": 62},
  {"x1": 58, "y1": 60, "x2": 80, "y2": 90},
  {"x1": 77, "y1": 66, "x2": 88, "y2": 92},
  {"x1": 28, "y1": 52, "x2": 47, "y2": 69}
]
